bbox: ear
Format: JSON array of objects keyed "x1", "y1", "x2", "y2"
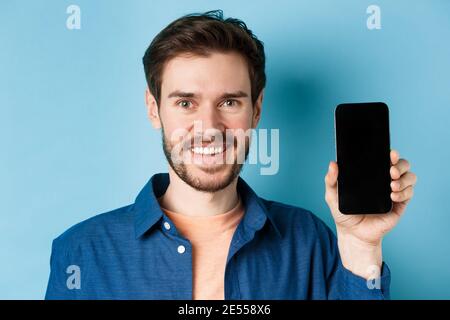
[
  {"x1": 251, "y1": 89, "x2": 264, "y2": 128},
  {"x1": 145, "y1": 88, "x2": 162, "y2": 129}
]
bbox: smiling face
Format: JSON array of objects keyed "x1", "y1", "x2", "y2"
[{"x1": 146, "y1": 51, "x2": 263, "y2": 192}]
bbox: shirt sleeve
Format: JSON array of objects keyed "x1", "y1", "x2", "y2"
[
  {"x1": 318, "y1": 221, "x2": 391, "y2": 300},
  {"x1": 331, "y1": 260, "x2": 391, "y2": 300},
  {"x1": 45, "y1": 239, "x2": 78, "y2": 300}
]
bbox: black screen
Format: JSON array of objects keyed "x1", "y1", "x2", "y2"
[{"x1": 335, "y1": 102, "x2": 392, "y2": 214}]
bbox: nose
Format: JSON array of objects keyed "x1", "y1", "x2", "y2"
[{"x1": 196, "y1": 104, "x2": 225, "y2": 136}]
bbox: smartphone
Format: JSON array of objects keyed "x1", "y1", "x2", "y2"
[{"x1": 334, "y1": 102, "x2": 392, "y2": 214}]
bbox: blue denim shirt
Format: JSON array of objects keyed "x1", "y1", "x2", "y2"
[{"x1": 45, "y1": 173, "x2": 391, "y2": 300}]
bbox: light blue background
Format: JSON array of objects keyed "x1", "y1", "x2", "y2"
[{"x1": 1, "y1": 0, "x2": 449, "y2": 299}]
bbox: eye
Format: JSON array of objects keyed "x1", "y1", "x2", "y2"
[
  {"x1": 177, "y1": 100, "x2": 192, "y2": 109},
  {"x1": 221, "y1": 99, "x2": 238, "y2": 108}
]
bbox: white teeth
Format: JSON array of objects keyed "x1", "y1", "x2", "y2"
[{"x1": 190, "y1": 146, "x2": 223, "y2": 155}]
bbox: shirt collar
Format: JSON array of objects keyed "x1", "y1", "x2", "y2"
[{"x1": 133, "y1": 173, "x2": 282, "y2": 239}]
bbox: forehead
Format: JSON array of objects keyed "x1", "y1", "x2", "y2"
[{"x1": 160, "y1": 51, "x2": 251, "y2": 97}]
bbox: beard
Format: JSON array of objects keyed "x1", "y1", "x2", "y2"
[{"x1": 161, "y1": 126, "x2": 249, "y2": 193}]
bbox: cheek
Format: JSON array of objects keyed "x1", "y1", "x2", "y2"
[
  {"x1": 224, "y1": 109, "x2": 254, "y2": 130},
  {"x1": 159, "y1": 117, "x2": 191, "y2": 146},
  {"x1": 227, "y1": 120, "x2": 251, "y2": 131},
  {"x1": 226, "y1": 116, "x2": 254, "y2": 132},
  {"x1": 159, "y1": 107, "x2": 191, "y2": 133}
]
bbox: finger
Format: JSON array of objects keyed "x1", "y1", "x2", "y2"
[
  {"x1": 391, "y1": 185, "x2": 414, "y2": 203},
  {"x1": 382, "y1": 204, "x2": 406, "y2": 224},
  {"x1": 324, "y1": 161, "x2": 338, "y2": 206},
  {"x1": 325, "y1": 161, "x2": 338, "y2": 188},
  {"x1": 390, "y1": 199, "x2": 409, "y2": 217},
  {"x1": 390, "y1": 172, "x2": 417, "y2": 192},
  {"x1": 390, "y1": 149, "x2": 400, "y2": 165},
  {"x1": 390, "y1": 159, "x2": 410, "y2": 179}
]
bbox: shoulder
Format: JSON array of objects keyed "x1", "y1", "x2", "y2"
[
  {"x1": 260, "y1": 198, "x2": 336, "y2": 243},
  {"x1": 51, "y1": 204, "x2": 133, "y2": 256}
]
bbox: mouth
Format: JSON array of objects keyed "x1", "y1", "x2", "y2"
[
  {"x1": 190, "y1": 145, "x2": 225, "y2": 156},
  {"x1": 187, "y1": 143, "x2": 232, "y2": 166}
]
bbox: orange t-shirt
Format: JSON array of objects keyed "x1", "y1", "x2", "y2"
[{"x1": 159, "y1": 197, "x2": 245, "y2": 300}]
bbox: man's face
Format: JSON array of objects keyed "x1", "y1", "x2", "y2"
[{"x1": 146, "y1": 51, "x2": 262, "y2": 192}]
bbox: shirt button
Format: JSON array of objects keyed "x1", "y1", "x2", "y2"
[
  {"x1": 177, "y1": 245, "x2": 186, "y2": 254},
  {"x1": 163, "y1": 221, "x2": 171, "y2": 230}
]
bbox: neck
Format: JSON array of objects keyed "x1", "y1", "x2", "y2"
[{"x1": 159, "y1": 167, "x2": 240, "y2": 217}]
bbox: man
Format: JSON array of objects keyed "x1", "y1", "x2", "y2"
[{"x1": 45, "y1": 10, "x2": 417, "y2": 300}]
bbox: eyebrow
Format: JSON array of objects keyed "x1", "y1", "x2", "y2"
[
  {"x1": 167, "y1": 91, "x2": 196, "y2": 98},
  {"x1": 167, "y1": 90, "x2": 249, "y2": 99},
  {"x1": 220, "y1": 91, "x2": 249, "y2": 99}
]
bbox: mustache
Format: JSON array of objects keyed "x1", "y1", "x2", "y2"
[{"x1": 181, "y1": 132, "x2": 237, "y2": 149}]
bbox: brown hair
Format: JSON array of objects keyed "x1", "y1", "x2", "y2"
[{"x1": 142, "y1": 10, "x2": 266, "y2": 106}]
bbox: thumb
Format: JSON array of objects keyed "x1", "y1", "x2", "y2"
[{"x1": 324, "y1": 161, "x2": 338, "y2": 206}]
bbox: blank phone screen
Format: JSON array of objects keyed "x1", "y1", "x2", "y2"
[{"x1": 335, "y1": 102, "x2": 392, "y2": 214}]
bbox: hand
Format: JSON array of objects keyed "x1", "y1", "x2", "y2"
[{"x1": 324, "y1": 149, "x2": 417, "y2": 278}]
